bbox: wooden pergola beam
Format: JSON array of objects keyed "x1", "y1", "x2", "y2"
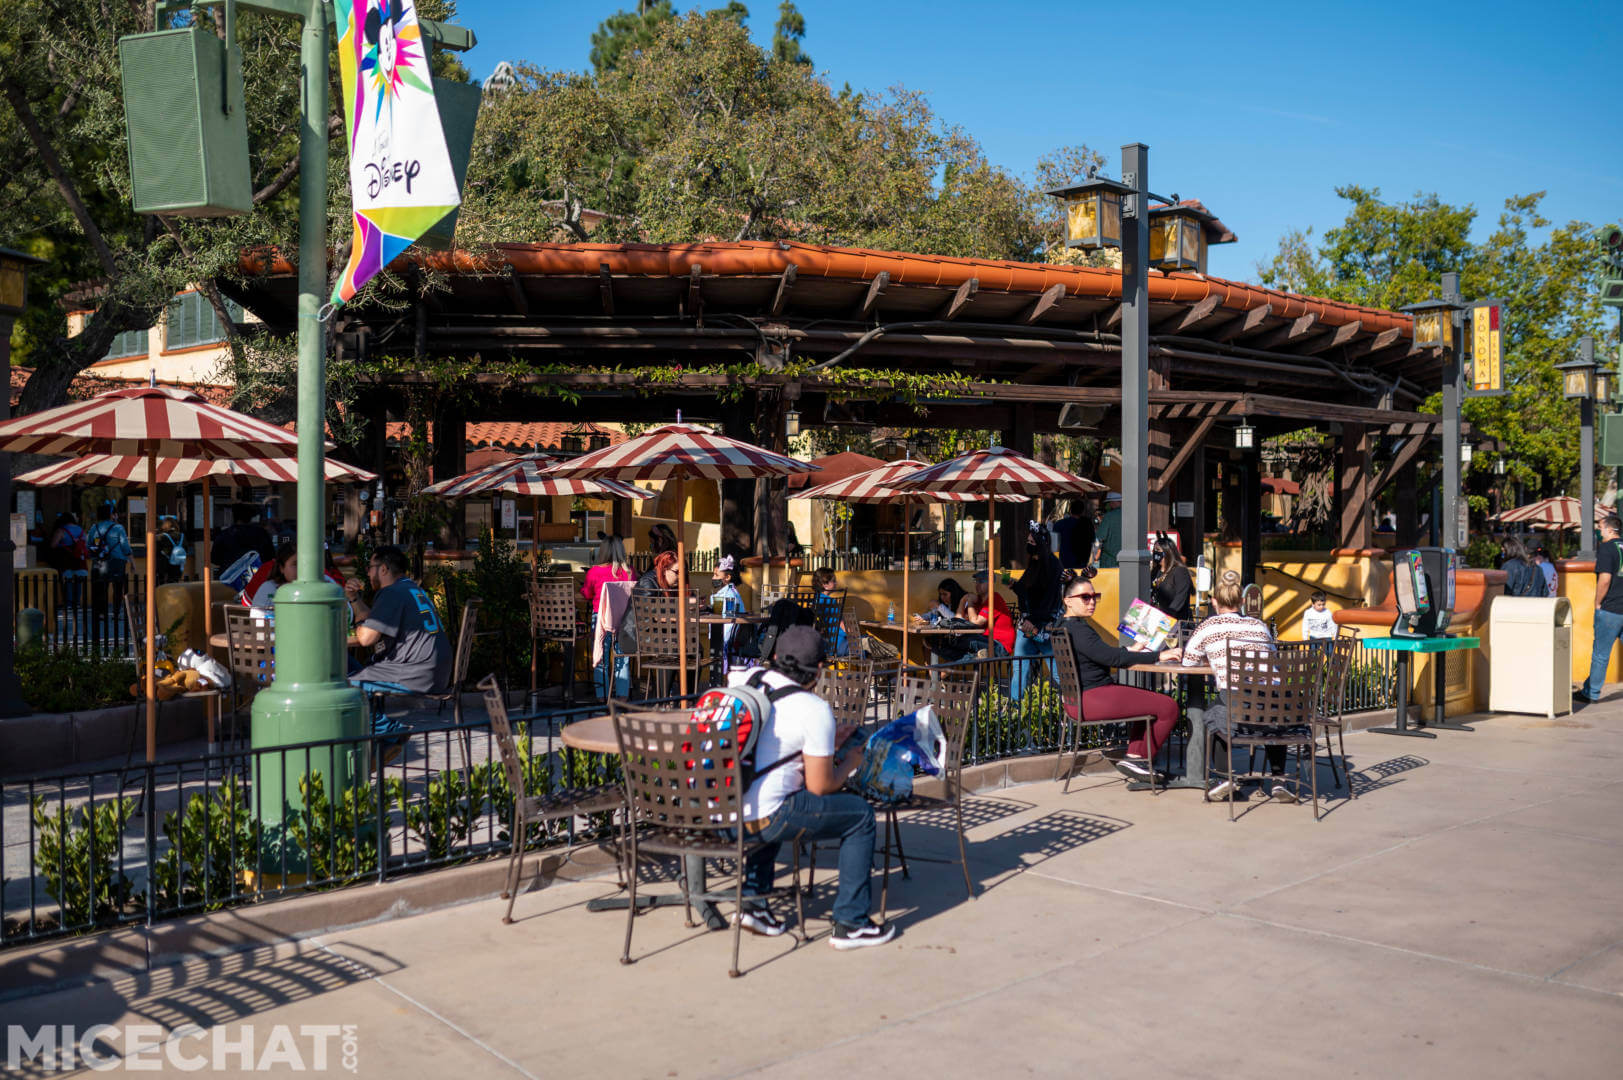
[
  {"x1": 1344, "y1": 326, "x2": 1402, "y2": 359},
  {"x1": 1248, "y1": 312, "x2": 1318, "y2": 350},
  {"x1": 687, "y1": 264, "x2": 704, "y2": 322},
  {"x1": 769, "y1": 264, "x2": 798, "y2": 316},
  {"x1": 501, "y1": 268, "x2": 529, "y2": 318},
  {"x1": 1151, "y1": 414, "x2": 1216, "y2": 493},
  {"x1": 1023, "y1": 283, "x2": 1067, "y2": 324},
  {"x1": 852, "y1": 271, "x2": 889, "y2": 320},
  {"x1": 1371, "y1": 432, "x2": 1429, "y2": 497},
  {"x1": 1209, "y1": 303, "x2": 1271, "y2": 342},
  {"x1": 936, "y1": 277, "x2": 979, "y2": 321},
  {"x1": 598, "y1": 263, "x2": 614, "y2": 316},
  {"x1": 1153, "y1": 294, "x2": 1222, "y2": 333},
  {"x1": 1300, "y1": 319, "x2": 1362, "y2": 356}
]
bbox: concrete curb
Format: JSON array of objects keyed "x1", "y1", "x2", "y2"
[{"x1": 0, "y1": 697, "x2": 213, "y2": 777}]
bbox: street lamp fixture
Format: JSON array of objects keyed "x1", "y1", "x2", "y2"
[
  {"x1": 1147, "y1": 203, "x2": 1212, "y2": 272},
  {"x1": 1596, "y1": 366, "x2": 1615, "y2": 406},
  {"x1": 0, "y1": 247, "x2": 41, "y2": 316},
  {"x1": 1494, "y1": 457, "x2": 1507, "y2": 476},
  {"x1": 1461, "y1": 440, "x2": 1474, "y2": 466},
  {"x1": 1404, "y1": 297, "x2": 1458, "y2": 350},
  {"x1": 784, "y1": 406, "x2": 801, "y2": 438},
  {"x1": 1047, "y1": 166, "x2": 1129, "y2": 251},
  {"x1": 1557, "y1": 355, "x2": 1598, "y2": 400},
  {"x1": 1234, "y1": 421, "x2": 1256, "y2": 451}
]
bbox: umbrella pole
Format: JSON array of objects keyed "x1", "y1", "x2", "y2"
[
  {"x1": 676, "y1": 477, "x2": 689, "y2": 698},
  {"x1": 145, "y1": 452, "x2": 158, "y2": 763},
  {"x1": 530, "y1": 494, "x2": 540, "y2": 705},
  {"x1": 986, "y1": 494, "x2": 996, "y2": 659},
  {"x1": 203, "y1": 477, "x2": 214, "y2": 748},
  {"x1": 902, "y1": 507, "x2": 911, "y2": 670}
]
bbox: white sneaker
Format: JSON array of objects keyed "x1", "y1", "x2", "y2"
[
  {"x1": 1270, "y1": 782, "x2": 1299, "y2": 804},
  {"x1": 733, "y1": 907, "x2": 786, "y2": 937},
  {"x1": 1207, "y1": 778, "x2": 1236, "y2": 800},
  {"x1": 1113, "y1": 757, "x2": 1155, "y2": 781},
  {"x1": 830, "y1": 919, "x2": 897, "y2": 950}
]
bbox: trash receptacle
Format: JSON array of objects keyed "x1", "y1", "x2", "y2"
[{"x1": 1488, "y1": 596, "x2": 1573, "y2": 718}]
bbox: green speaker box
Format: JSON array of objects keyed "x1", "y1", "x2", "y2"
[
  {"x1": 119, "y1": 26, "x2": 252, "y2": 217},
  {"x1": 1601, "y1": 412, "x2": 1623, "y2": 468}
]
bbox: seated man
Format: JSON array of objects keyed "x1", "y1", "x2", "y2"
[
  {"x1": 734, "y1": 625, "x2": 894, "y2": 949},
  {"x1": 346, "y1": 546, "x2": 452, "y2": 719}
]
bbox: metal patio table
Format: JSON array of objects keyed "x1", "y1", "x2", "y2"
[{"x1": 1363, "y1": 635, "x2": 1481, "y2": 738}]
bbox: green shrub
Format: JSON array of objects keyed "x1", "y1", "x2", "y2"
[
  {"x1": 15, "y1": 645, "x2": 137, "y2": 713},
  {"x1": 287, "y1": 772, "x2": 380, "y2": 885},
  {"x1": 30, "y1": 795, "x2": 142, "y2": 928},
  {"x1": 385, "y1": 766, "x2": 489, "y2": 862},
  {"x1": 436, "y1": 526, "x2": 535, "y2": 689},
  {"x1": 151, "y1": 778, "x2": 257, "y2": 913},
  {"x1": 483, "y1": 735, "x2": 560, "y2": 847}
]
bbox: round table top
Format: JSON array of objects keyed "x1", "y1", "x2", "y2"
[
  {"x1": 696, "y1": 612, "x2": 770, "y2": 625},
  {"x1": 208, "y1": 630, "x2": 363, "y2": 650},
  {"x1": 560, "y1": 713, "x2": 618, "y2": 754},
  {"x1": 859, "y1": 620, "x2": 987, "y2": 636},
  {"x1": 1126, "y1": 661, "x2": 1215, "y2": 676}
]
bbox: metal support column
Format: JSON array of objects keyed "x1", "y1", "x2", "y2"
[
  {"x1": 0, "y1": 308, "x2": 31, "y2": 716},
  {"x1": 1581, "y1": 392, "x2": 1596, "y2": 559},
  {"x1": 1118, "y1": 142, "x2": 1152, "y2": 625},
  {"x1": 1441, "y1": 272, "x2": 1464, "y2": 550}
]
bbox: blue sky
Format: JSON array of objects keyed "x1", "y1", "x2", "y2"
[{"x1": 455, "y1": 0, "x2": 1621, "y2": 282}]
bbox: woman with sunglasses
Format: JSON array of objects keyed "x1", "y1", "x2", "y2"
[{"x1": 1056, "y1": 573, "x2": 1182, "y2": 783}]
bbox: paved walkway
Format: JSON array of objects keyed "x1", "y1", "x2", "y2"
[{"x1": 5, "y1": 697, "x2": 1622, "y2": 1077}]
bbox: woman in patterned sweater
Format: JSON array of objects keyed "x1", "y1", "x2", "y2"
[{"x1": 1181, "y1": 571, "x2": 1288, "y2": 801}]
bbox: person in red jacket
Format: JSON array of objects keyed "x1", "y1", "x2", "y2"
[{"x1": 961, "y1": 570, "x2": 1015, "y2": 656}]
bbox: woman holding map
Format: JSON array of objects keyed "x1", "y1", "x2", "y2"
[{"x1": 1055, "y1": 572, "x2": 1182, "y2": 784}]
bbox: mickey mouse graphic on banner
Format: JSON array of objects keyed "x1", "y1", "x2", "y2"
[{"x1": 329, "y1": 0, "x2": 460, "y2": 310}]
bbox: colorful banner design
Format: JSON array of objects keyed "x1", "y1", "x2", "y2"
[{"x1": 330, "y1": 0, "x2": 460, "y2": 307}]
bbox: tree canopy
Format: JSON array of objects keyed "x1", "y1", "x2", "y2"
[{"x1": 1259, "y1": 186, "x2": 1614, "y2": 506}]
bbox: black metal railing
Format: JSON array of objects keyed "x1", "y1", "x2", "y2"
[
  {"x1": 627, "y1": 549, "x2": 721, "y2": 575},
  {"x1": 13, "y1": 567, "x2": 137, "y2": 658},
  {"x1": 0, "y1": 693, "x2": 696, "y2": 951}
]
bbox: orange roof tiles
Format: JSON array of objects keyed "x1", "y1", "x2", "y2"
[{"x1": 384, "y1": 420, "x2": 626, "y2": 453}]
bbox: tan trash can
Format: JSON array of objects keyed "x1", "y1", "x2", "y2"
[{"x1": 1488, "y1": 596, "x2": 1573, "y2": 718}]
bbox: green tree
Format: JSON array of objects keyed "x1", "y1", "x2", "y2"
[
  {"x1": 772, "y1": 1, "x2": 811, "y2": 66},
  {"x1": 1259, "y1": 186, "x2": 1611, "y2": 503}
]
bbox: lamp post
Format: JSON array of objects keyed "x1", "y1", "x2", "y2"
[
  {"x1": 1047, "y1": 146, "x2": 1225, "y2": 622},
  {"x1": 0, "y1": 246, "x2": 42, "y2": 717},
  {"x1": 1557, "y1": 337, "x2": 1600, "y2": 558}
]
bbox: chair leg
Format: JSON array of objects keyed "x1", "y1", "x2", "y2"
[
  {"x1": 790, "y1": 841, "x2": 807, "y2": 944},
  {"x1": 1227, "y1": 736, "x2": 1237, "y2": 823},
  {"x1": 620, "y1": 834, "x2": 638, "y2": 966},
  {"x1": 729, "y1": 850, "x2": 746, "y2": 978},
  {"x1": 879, "y1": 809, "x2": 894, "y2": 919},
  {"x1": 1339, "y1": 726, "x2": 1355, "y2": 798},
  {"x1": 892, "y1": 811, "x2": 912, "y2": 880},
  {"x1": 1310, "y1": 739, "x2": 1321, "y2": 821},
  {"x1": 955, "y1": 795, "x2": 973, "y2": 900},
  {"x1": 1321, "y1": 725, "x2": 1342, "y2": 790},
  {"x1": 501, "y1": 839, "x2": 523, "y2": 924}
]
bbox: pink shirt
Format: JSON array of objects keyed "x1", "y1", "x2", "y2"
[{"x1": 582, "y1": 564, "x2": 635, "y2": 613}]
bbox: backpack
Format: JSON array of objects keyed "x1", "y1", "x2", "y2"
[
  {"x1": 56, "y1": 525, "x2": 88, "y2": 567},
  {"x1": 88, "y1": 521, "x2": 128, "y2": 576},
  {"x1": 749, "y1": 597, "x2": 815, "y2": 663},
  {"x1": 683, "y1": 668, "x2": 809, "y2": 796}
]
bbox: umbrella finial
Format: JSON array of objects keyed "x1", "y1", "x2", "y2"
[
  {"x1": 150, "y1": 369, "x2": 157, "y2": 388},
  {"x1": 676, "y1": 409, "x2": 682, "y2": 424}
]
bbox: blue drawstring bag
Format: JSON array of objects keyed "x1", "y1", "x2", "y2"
[{"x1": 850, "y1": 706, "x2": 946, "y2": 804}]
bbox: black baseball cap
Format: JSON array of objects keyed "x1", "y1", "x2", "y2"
[{"x1": 771, "y1": 624, "x2": 824, "y2": 674}]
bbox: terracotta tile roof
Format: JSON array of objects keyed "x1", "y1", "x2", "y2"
[
  {"x1": 384, "y1": 420, "x2": 626, "y2": 454},
  {"x1": 9, "y1": 368, "x2": 234, "y2": 411}
]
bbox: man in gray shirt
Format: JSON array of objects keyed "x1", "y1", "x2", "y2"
[{"x1": 346, "y1": 545, "x2": 452, "y2": 694}]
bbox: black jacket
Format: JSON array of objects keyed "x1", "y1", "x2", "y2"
[
  {"x1": 1056, "y1": 616, "x2": 1157, "y2": 692},
  {"x1": 1150, "y1": 563, "x2": 1193, "y2": 621}
]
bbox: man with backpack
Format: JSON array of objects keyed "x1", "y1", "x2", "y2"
[
  {"x1": 87, "y1": 503, "x2": 132, "y2": 635},
  {"x1": 730, "y1": 625, "x2": 895, "y2": 948}
]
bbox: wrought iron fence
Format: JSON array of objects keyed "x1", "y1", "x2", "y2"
[
  {"x1": 0, "y1": 694, "x2": 692, "y2": 951},
  {"x1": 627, "y1": 549, "x2": 720, "y2": 575},
  {"x1": 12, "y1": 567, "x2": 137, "y2": 658}
]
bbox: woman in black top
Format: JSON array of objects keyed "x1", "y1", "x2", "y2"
[
  {"x1": 1149, "y1": 537, "x2": 1193, "y2": 620},
  {"x1": 1011, "y1": 522, "x2": 1064, "y2": 701},
  {"x1": 1055, "y1": 573, "x2": 1182, "y2": 783}
]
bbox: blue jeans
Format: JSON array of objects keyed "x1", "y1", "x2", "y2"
[
  {"x1": 1010, "y1": 629, "x2": 1053, "y2": 702},
  {"x1": 744, "y1": 789, "x2": 876, "y2": 928},
  {"x1": 1583, "y1": 608, "x2": 1623, "y2": 699},
  {"x1": 590, "y1": 612, "x2": 630, "y2": 699}
]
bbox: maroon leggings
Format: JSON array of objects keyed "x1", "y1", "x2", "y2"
[{"x1": 1080, "y1": 684, "x2": 1182, "y2": 761}]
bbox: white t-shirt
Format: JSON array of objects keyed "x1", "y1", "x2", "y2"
[
  {"x1": 729, "y1": 668, "x2": 835, "y2": 821},
  {"x1": 1302, "y1": 606, "x2": 1337, "y2": 640}
]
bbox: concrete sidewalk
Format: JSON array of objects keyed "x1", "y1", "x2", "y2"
[{"x1": 5, "y1": 698, "x2": 1622, "y2": 1077}]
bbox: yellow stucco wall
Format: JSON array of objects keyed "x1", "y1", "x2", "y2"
[{"x1": 1557, "y1": 561, "x2": 1621, "y2": 686}]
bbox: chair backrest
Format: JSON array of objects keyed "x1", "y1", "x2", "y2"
[
  {"x1": 1322, "y1": 635, "x2": 1358, "y2": 717},
  {"x1": 451, "y1": 600, "x2": 481, "y2": 688},
  {"x1": 225, "y1": 607, "x2": 275, "y2": 689},
  {"x1": 1225, "y1": 640, "x2": 1316, "y2": 730},
  {"x1": 611, "y1": 700, "x2": 745, "y2": 832},
  {"x1": 479, "y1": 674, "x2": 527, "y2": 802},
  {"x1": 125, "y1": 592, "x2": 146, "y2": 651},
  {"x1": 811, "y1": 589, "x2": 848, "y2": 654},
  {"x1": 631, "y1": 591, "x2": 701, "y2": 660},
  {"x1": 529, "y1": 577, "x2": 577, "y2": 638},
  {"x1": 815, "y1": 657, "x2": 873, "y2": 728},
  {"x1": 1049, "y1": 627, "x2": 1084, "y2": 719},
  {"x1": 895, "y1": 667, "x2": 979, "y2": 785}
]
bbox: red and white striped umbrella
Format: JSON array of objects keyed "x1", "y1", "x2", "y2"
[
  {"x1": 15, "y1": 453, "x2": 375, "y2": 488},
  {"x1": 0, "y1": 385, "x2": 305, "y2": 459},
  {"x1": 886, "y1": 446, "x2": 1102, "y2": 658},
  {"x1": 794, "y1": 458, "x2": 1026, "y2": 662},
  {"x1": 794, "y1": 459, "x2": 1028, "y2": 504},
  {"x1": 883, "y1": 445, "x2": 1105, "y2": 498},
  {"x1": 1490, "y1": 496, "x2": 1607, "y2": 528},
  {"x1": 544, "y1": 423, "x2": 814, "y2": 696},
  {"x1": 423, "y1": 452, "x2": 655, "y2": 500},
  {"x1": 542, "y1": 422, "x2": 816, "y2": 483}
]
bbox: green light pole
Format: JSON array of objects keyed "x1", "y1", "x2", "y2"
[{"x1": 127, "y1": 0, "x2": 475, "y2": 870}]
